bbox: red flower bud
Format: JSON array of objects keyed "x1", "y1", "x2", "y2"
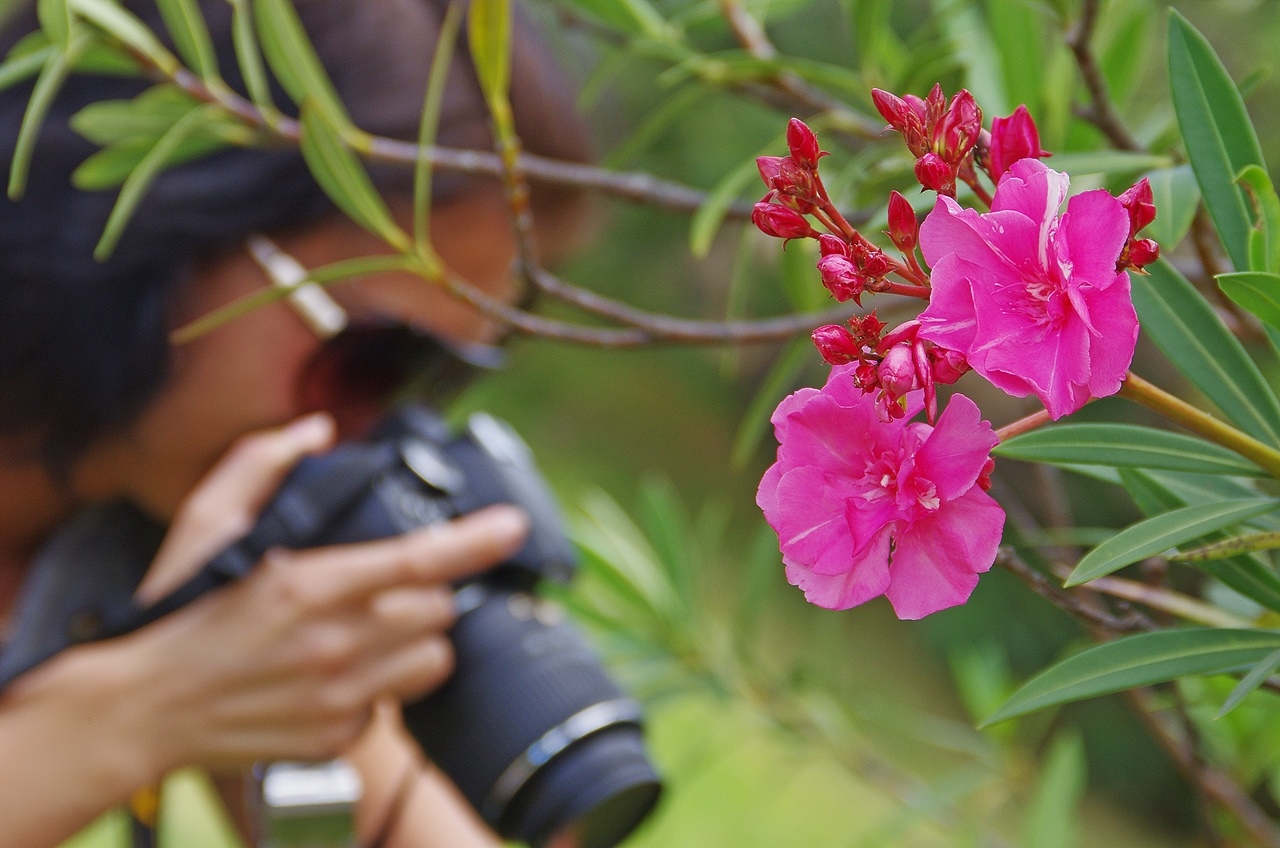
[
  {"x1": 853, "y1": 361, "x2": 879, "y2": 392},
  {"x1": 756, "y1": 156, "x2": 785, "y2": 189},
  {"x1": 786, "y1": 118, "x2": 824, "y2": 169},
  {"x1": 1121, "y1": 238, "x2": 1160, "y2": 272},
  {"x1": 937, "y1": 90, "x2": 981, "y2": 163},
  {"x1": 849, "y1": 312, "x2": 887, "y2": 346},
  {"x1": 914, "y1": 153, "x2": 956, "y2": 195},
  {"x1": 1118, "y1": 178, "x2": 1157, "y2": 237},
  {"x1": 872, "y1": 88, "x2": 912, "y2": 130},
  {"x1": 930, "y1": 348, "x2": 969, "y2": 384},
  {"x1": 886, "y1": 191, "x2": 918, "y2": 252},
  {"x1": 752, "y1": 202, "x2": 816, "y2": 241},
  {"x1": 818, "y1": 233, "x2": 849, "y2": 257},
  {"x1": 878, "y1": 344, "x2": 917, "y2": 397},
  {"x1": 816, "y1": 254, "x2": 864, "y2": 303},
  {"x1": 986, "y1": 105, "x2": 1049, "y2": 182},
  {"x1": 859, "y1": 248, "x2": 893, "y2": 280},
  {"x1": 812, "y1": 324, "x2": 862, "y2": 365}
]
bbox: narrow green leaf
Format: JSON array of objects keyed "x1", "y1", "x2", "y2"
[
  {"x1": 996, "y1": 423, "x2": 1265, "y2": 477},
  {"x1": 94, "y1": 103, "x2": 222, "y2": 260},
  {"x1": 984, "y1": 0, "x2": 1044, "y2": 115},
  {"x1": 1144, "y1": 165, "x2": 1200, "y2": 250},
  {"x1": 1236, "y1": 164, "x2": 1280, "y2": 274},
  {"x1": 467, "y1": 0, "x2": 511, "y2": 116},
  {"x1": 1045, "y1": 151, "x2": 1171, "y2": 176},
  {"x1": 8, "y1": 33, "x2": 83, "y2": 199},
  {"x1": 1167, "y1": 10, "x2": 1266, "y2": 270},
  {"x1": 70, "y1": 0, "x2": 178, "y2": 75},
  {"x1": 1170, "y1": 531, "x2": 1280, "y2": 563},
  {"x1": 72, "y1": 129, "x2": 232, "y2": 189},
  {"x1": 154, "y1": 0, "x2": 217, "y2": 79},
  {"x1": 985, "y1": 628, "x2": 1280, "y2": 726},
  {"x1": 70, "y1": 84, "x2": 202, "y2": 144},
  {"x1": 227, "y1": 0, "x2": 274, "y2": 115},
  {"x1": 1218, "y1": 272, "x2": 1280, "y2": 333},
  {"x1": 298, "y1": 105, "x2": 408, "y2": 251},
  {"x1": 413, "y1": 1, "x2": 462, "y2": 255},
  {"x1": 0, "y1": 43, "x2": 54, "y2": 93},
  {"x1": 37, "y1": 0, "x2": 71, "y2": 47},
  {"x1": 1132, "y1": 259, "x2": 1280, "y2": 445},
  {"x1": 1023, "y1": 732, "x2": 1086, "y2": 848},
  {"x1": 690, "y1": 155, "x2": 759, "y2": 259},
  {"x1": 1217, "y1": 647, "x2": 1280, "y2": 717},
  {"x1": 1066, "y1": 498, "x2": 1280, "y2": 586},
  {"x1": 254, "y1": 0, "x2": 349, "y2": 126}
]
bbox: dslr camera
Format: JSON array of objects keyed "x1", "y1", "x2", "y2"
[{"x1": 0, "y1": 404, "x2": 661, "y2": 848}]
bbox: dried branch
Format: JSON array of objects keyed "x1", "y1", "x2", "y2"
[{"x1": 1066, "y1": 0, "x2": 1141, "y2": 152}]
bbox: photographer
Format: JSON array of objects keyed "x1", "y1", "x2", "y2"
[{"x1": 0, "y1": 1, "x2": 589, "y2": 845}]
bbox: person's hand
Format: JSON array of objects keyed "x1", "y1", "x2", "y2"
[{"x1": 43, "y1": 414, "x2": 528, "y2": 775}]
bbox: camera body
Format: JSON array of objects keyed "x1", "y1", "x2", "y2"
[{"x1": 0, "y1": 405, "x2": 660, "y2": 848}]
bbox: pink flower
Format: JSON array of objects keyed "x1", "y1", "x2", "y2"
[
  {"x1": 757, "y1": 367, "x2": 1005, "y2": 620},
  {"x1": 916, "y1": 159, "x2": 1139, "y2": 419}
]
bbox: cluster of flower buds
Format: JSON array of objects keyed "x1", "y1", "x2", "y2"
[
  {"x1": 979, "y1": 105, "x2": 1051, "y2": 183},
  {"x1": 812, "y1": 316, "x2": 969, "y2": 424},
  {"x1": 872, "y1": 85, "x2": 981, "y2": 196},
  {"x1": 752, "y1": 119, "x2": 828, "y2": 243},
  {"x1": 1116, "y1": 178, "x2": 1160, "y2": 272},
  {"x1": 815, "y1": 234, "x2": 892, "y2": 304}
]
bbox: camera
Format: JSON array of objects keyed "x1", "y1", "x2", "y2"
[{"x1": 0, "y1": 404, "x2": 661, "y2": 848}]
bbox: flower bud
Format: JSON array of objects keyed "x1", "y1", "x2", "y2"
[
  {"x1": 1118, "y1": 178, "x2": 1157, "y2": 237},
  {"x1": 816, "y1": 254, "x2": 864, "y2": 303},
  {"x1": 1125, "y1": 238, "x2": 1160, "y2": 271},
  {"x1": 914, "y1": 152, "x2": 956, "y2": 195},
  {"x1": 756, "y1": 156, "x2": 785, "y2": 189},
  {"x1": 871, "y1": 88, "x2": 911, "y2": 130},
  {"x1": 812, "y1": 324, "x2": 861, "y2": 365},
  {"x1": 878, "y1": 344, "x2": 917, "y2": 398},
  {"x1": 818, "y1": 233, "x2": 849, "y2": 257},
  {"x1": 986, "y1": 105, "x2": 1049, "y2": 182},
  {"x1": 859, "y1": 248, "x2": 893, "y2": 280},
  {"x1": 930, "y1": 347, "x2": 969, "y2": 384},
  {"x1": 752, "y1": 202, "x2": 816, "y2": 241},
  {"x1": 786, "y1": 118, "x2": 824, "y2": 169},
  {"x1": 937, "y1": 90, "x2": 981, "y2": 163},
  {"x1": 886, "y1": 191, "x2": 918, "y2": 252},
  {"x1": 853, "y1": 361, "x2": 878, "y2": 392}
]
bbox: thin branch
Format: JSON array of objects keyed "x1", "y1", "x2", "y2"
[
  {"x1": 1066, "y1": 0, "x2": 1141, "y2": 151},
  {"x1": 994, "y1": 548, "x2": 1151, "y2": 634}
]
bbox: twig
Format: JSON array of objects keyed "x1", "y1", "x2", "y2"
[
  {"x1": 994, "y1": 548, "x2": 1150, "y2": 633},
  {"x1": 1065, "y1": 0, "x2": 1141, "y2": 152}
]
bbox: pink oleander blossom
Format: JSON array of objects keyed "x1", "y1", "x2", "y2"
[
  {"x1": 757, "y1": 367, "x2": 1005, "y2": 620},
  {"x1": 916, "y1": 159, "x2": 1139, "y2": 419}
]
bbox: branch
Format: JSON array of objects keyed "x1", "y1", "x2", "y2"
[{"x1": 1065, "y1": 0, "x2": 1141, "y2": 151}]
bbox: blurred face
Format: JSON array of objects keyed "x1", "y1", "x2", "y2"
[{"x1": 72, "y1": 190, "x2": 519, "y2": 519}]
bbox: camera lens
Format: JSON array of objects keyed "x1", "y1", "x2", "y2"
[{"x1": 402, "y1": 585, "x2": 661, "y2": 848}]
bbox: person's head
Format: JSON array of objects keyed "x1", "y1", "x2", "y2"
[{"x1": 0, "y1": 0, "x2": 589, "y2": 517}]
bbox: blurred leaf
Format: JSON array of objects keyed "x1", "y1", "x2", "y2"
[
  {"x1": 254, "y1": 0, "x2": 349, "y2": 126},
  {"x1": 1218, "y1": 647, "x2": 1280, "y2": 718},
  {"x1": 1022, "y1": 731, "x2": 1086, "y2": 848},
  {"x1": 70, "y1": 0, "x2": 177, "y2": 74},
  {"x1": 985, "y1": 628, "x2": 1280, "y2": 726},
  {"x1": 1132, "y1": 259, "x2": 1280, "y2": 446},
  {"x1": 847, "y1": 0, "x2": 906, "y2": 83},
  {"x1": 603, "y1": 85, "x2": 706, "y2": 169},
  {"x1": 72, "y1": 131, "x2": 233, "y2": 189},
  {"x1": 298, "y1": 105, "x2": 408, "y2": 250},
  {"x1": 413, "y1": 0, "x2": 462, "y2": 255},
  {"x1": 1046, "y1": 150, "x2": 1171, "y2": 176},
  {"x1": 690, "y1": 155, "x2": 760, "y2": 259},
  {"x1": 996, "y1": 423, "x2": 1265, "y2": 477},
  {"x1": 731, "y1": 336, "x2": 812, "y2": 470},
  {"x1": 468, "y1": 0, "x2": 511, "y2": 121},
  {"x1": 933, "y1": 0, "x2": 1008, "y2": 117},
  {"x1": 93, "y1": 104, "x2": 223, "y2": 259},
  {"x1": 1218, "y1": 272, "x2": 1280, "y2": 333},
  {"x1": 71, "y1": 84, "x2": 202, "y2": 144},
  {"x1": 558, "y1": 0, "x2": 672, "y2": 39},
  {"x1": 227, "y1": 0, "x2": 274, "y2": 113},
  {"x1": 949, "y1": 642, "x2": 1015, "y2": 733},
  {"x1": 780, "y1": 238, "x2": 827, "y2": 313},
  {"x1": 8, "y1": 32, "x2": 82, "y2": 199},
  {"x1": 984, "y1": 0, "x2": 1043, "y2": 113},
  {"x1": 1167, "y1": 10, "x2": 1266, "y2": 271},
  {"x1": 0, "y1": 42, "x2": 53, "y2": 93},
  {"x1": 636, "y1": 476, "x2": 697, "y2": 611},
  {"x1": 37, "y1": 0, "x2": 71, "y2": 47},
  {"x1": 1095, "y1": 0, "x2": 1150, "y2": 108},
  {"x1": 1237, "y1": 164, "x2": 1280, "y2": 273},
  {"x1": 1144, "y1": 164, "x2": 1200, "y2": 250},
  {"x1": 1065, "y1": 498, "x2": 1280, "y2": 586},
  {"x1": 155, "y1": 0, "x2": 217, "y2": 79}
]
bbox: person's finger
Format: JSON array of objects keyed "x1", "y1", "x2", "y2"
[
  {"x1": 368, "y1": 586, "x2": 457, "y2": 634},
  {"x1": 139, "y1": 413, "x2": 336, "y2": 603},
  {"x1": 267, "y1": 505, "x2": 530, "y2": 608},
  {"x1": 353, "y1": 635, "x2": 456, "y2": 703}
]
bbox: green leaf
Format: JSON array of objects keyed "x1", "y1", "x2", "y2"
[
  {"x1": 154, "y1": 0, "x2": 217, "y2": 79},
  {"x1": 8, "y1": 32, "x2": 83, "y2": 199},
  {"x1": 1066, "y1": 498, "x2": 1280, "y2": 586},
  {"x1": 254, "y1": 0, "x2": 349, "y2": 127},
  {"x1": 70, "y1": 84, "x2": 202, "y2": 144},
  {"x1": 72, "y1": 128, "x2": 231, "y2": 190},
  {"x1": 984, "y1": 0, "x2": 1044, "y2": 115},
  {"x1": 933, "y1": 0, "x2": 1008, "y2": 117},
  {"x1": 1023, "y1": 731, "x2": 1086, "y2": 848},
  {"x1": 413, "y1": 0, "x2": 462, "y2": 254},
  {"x1": 0, "y1": 43, "x2": 54, "y2": 93},
  {"x1": 298, "y1": 105, "x2": 408, "y2": 251},
  {"x1": 94, "y1": 103, "x2": 223, "y2": 260},
  {"x1": 1171, "y1": 532, "x2": 1280, "y2": 563},
  {"x1": 995, "y1": 423, "x2": 1265, "y2": 477},
  {"x1": 467, "y1": 0, "x2": 511, "y2": 118},
  {"x1": 1237, "y1": 164, "x2": 1280, "y2": 274},
  {"x1": 227, "y1": 0, "x2": 274, "y2": 115},
  {"x1": 1217, "y1": 647, "x2": 1280, "y2": 718},
  {"x1": 1045, "y1": 151, "x2": 1171, "y2": 176},
  {"x1": 1132, "y1": 259, "x2": 1280, "y2": 446},
  {"x1": 1144, "y1": 164, "x2": 1200, "y2": 250},
  {"x1": 1218, "y1": 272, "x2": 1280, "y2": 333},
  {"x1": 37, "y1": 0, "x2": 72, "y2": 47},
  {"x1": 690, "y1": 155, "x2": 759, "y2": 259},
  {"x1": 70, "y1": 0, "x2": 178, "y2": 75},
  {"x1": 986, "y1": 628, "x2": 1280, "y2": 726},
  {"x1": 1167, "y1": 10, "x2": 1266, "y2": 271}
]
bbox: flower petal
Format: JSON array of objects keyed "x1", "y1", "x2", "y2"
[
  {"x1": 913, "y1": 394, "x2": 999, "y2": 502},
  {"x1": 784, "y1": 526, "x2": 892, "y2": 610},
  {"x1": 1062, "y1": 189, "x2": 1129, "y2": 289}
]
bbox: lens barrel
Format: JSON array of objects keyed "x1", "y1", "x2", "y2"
[{"x1": 402, "y1": 585, "x2": 661, "y2": 848}]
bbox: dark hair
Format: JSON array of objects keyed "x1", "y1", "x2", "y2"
[{"x1": 0, "y1": 0, "x2": 588, "y2": 469}]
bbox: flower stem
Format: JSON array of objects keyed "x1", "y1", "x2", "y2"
[
  {"x1": 995, "y1": 408, "x2": 1054, "y2": 441},
  {"x1": 1119, "y1": 371, "x2": 1280, "y2": 478}
]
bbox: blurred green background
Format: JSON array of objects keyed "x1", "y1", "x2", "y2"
[{"x1": 50, "y1": 0, "x2": 1280, "y2": 845}]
